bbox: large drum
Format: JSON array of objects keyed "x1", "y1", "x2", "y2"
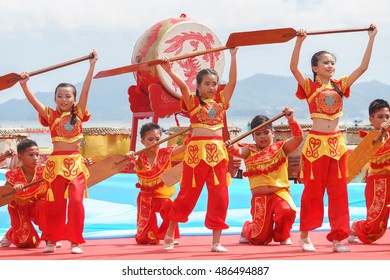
[
  {"x1": 0, "y1": 128, "x2": 28, "y2": 169},
  {"x1": 80, "y1": 127, "x2": 131, "y2": 162},
  {"x1": 132, "y1": 14, "x2": 225, "y2": 100}
]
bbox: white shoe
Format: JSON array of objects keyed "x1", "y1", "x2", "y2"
[
  {"x1": 298, "y1": 237, "x2": 316, "y2": 252},
  {"x1": 173, "y1": 240, "x2": 179, "y2": 245},
  {"x1": 56, "y1": 242, "x2": 63, "y2": 248},
  {"x1": 347, "y1": 235, "x2": 359, "y2": 243},
  {"x1": 239, "y1": 235, "x2": 249, "y2": 244},
  {"x1": 1, "y1": 235, "x2": 11, "y2": 247},
  {"x1": 162, "y1": 237, "x2": 174, "y2": 251},
  {"x1": 348, "y1": 219, "x2": 359, "y2": 243},
  {"x1": 43, "y1": 243, "x2": 55, "y2": 253},
  {"x1": 280, "y1": 238, "x2": 292, "y2": 245},
  {"x1": 211, "y1": 243, "x2": 228, "y2": 252},
  {"x1": 71, "y1": 244, "x2": 83, "y2": 254},
  {"x1": 333, "y1": 240, "x2": 350, "y2": 253}
]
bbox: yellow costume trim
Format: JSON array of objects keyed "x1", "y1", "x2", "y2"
[
  {"x1": 302, "y1": 132, "x2": 347, "y2": 162},
  {"x1": 44, "y1": 153, "x2": 89, "y2": 201},
  {"x1": 275, "y1": 188, "x2": 297, "y2": 212},
  {"x1": 184, "y1": 138, "x2": 228, "y2": 168},
  {"x1": 183, "y1": 137, "x2": 228, "y2": 187}
]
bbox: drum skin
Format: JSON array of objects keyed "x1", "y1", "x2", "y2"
[
  {"x1": 80, "y1": 127, "x2": 131, "y2": 162},
  {"x1": 132, "y1": 14, "x2": 225, "y2": 100}
]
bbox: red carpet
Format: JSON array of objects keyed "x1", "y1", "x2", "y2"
[{"x1": 1, "y1": 231, "x2": 390, "y2": 260}]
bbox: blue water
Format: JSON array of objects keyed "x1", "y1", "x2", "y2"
[{"x1": 0, "y1": 171, "x2": 373, "y2": 240}]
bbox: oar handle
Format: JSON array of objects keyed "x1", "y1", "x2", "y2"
[
  {"x1": 133, "y1": 46, "x2": 229, "y2": 69},
  {"x1": 284, "y1": 26, "x2": 372, "y2": 38},
  {"x1": 227, "y1": 112, "x2": 287, "y2": 145},
  {"x1": 372, "y1": 128, "x2": 386, "y2": 144},
  {"x1": 8, "y1": 53, "x2": 95, "y2": 83},
  {"x1": 1, "y1": 178, "x2": 45, "y2": 198},
  {"x1": 115, "y1": 127, "x2": 192, "y2": 164}
]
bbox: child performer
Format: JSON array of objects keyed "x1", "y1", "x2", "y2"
[
  {"x1": 1, "y1": 139, "x2": 49, "y2": 248},
  {"x1": 19, "y1": 50, "x2": 98, "y2": 254},
  {"x1": 226, "y1": 108, "x2": 303, "y2": 245},
  {"x1": 290, "y1": 24, "x2": 377, "y2": 252},
  {"x1": 159, "y1": 47, "x2": 238, "y2": 252},
  {"x1": 348, "y1": 99, "x2": 390, "y2": 244},
  {"x1": 127, "y1": 122, "x2": 185, "y2": 245}
]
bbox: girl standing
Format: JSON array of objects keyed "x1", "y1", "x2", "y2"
[
  {"x1": 19, "y1": 50, "x2": 98, "y2": 254},
  {"x1": 159, "y1": 47, "x2": 238, "y2": 252},
  {"x1": 290, "y1": 25, "x2": 377, "y2": 252}
]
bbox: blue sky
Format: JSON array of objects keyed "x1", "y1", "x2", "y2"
[{"x1": 0, "y1": 0, "x2": 388, "y2": 104}]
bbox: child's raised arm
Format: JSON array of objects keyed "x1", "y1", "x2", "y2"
[
  {"x1": 160, "y1": 58, "x2": 191, "y2": 108},
  {"x1": 78, "y1": 50, "x2": 98, "y2": 114},
  {"x1": 347, "y1": 24, "x2": 377, "y2": 87},
  {"x1": 19, "y1": 72, "x2": 46, "y2": 120},
  {"x1": 222, "y1": 47, "x2": 238, "y2": 104},
  {"x1": 290, "y1": 30, "x2": 308, "y2": 89}
]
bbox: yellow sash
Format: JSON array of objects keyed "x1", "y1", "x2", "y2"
[
  {"x1": 302, "y1": 131, "x2": 347, "y2": 162},
  {"x1": 44, "y1": 153, "x2": 89, "y2": 201}
]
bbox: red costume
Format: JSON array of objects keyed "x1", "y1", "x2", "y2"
[
  {"x1": 4, "y1": 165, "x2": 47, "y2": 248},
  {"x1": 39, "y1": 104, "x2": 90, "y2": 244},
  {"x1": 134, "y1": 145, "x2": 180, "y2": 244},
  {"x1": 297, "y1": 76, "x2": 351, "y2": 242},
  {"x1": 239, "y1": 141, "x2": 297, "y2": 245},
  {"x1": 354, "y1": 130, "x2": 390, "y2": 243},
  {"x1": 169, "y1": 91, "x2": 230, "y2": 230}
]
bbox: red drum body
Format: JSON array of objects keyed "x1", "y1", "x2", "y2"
[{"x1": 132, "y1": 15, "x2": 225, "y2": 100}]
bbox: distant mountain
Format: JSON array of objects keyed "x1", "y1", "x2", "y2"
[{"x1": 1, "y1": 73, "x2": 389, "y2": 127}]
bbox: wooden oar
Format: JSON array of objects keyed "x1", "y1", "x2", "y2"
[
  {"x1": 160, "y1": 112, "x2": 287, "y2": 186},
  {"x1": 94, "y1": 26, "x2": 371, "y2": 79},
  {"x1": 347, "y1": 129, "x2": 386, "y2": 183},
  {"x1": 87, "y1": 127, "x2": 192, "y2": 186},
  {"x1": 0, "y1": 53, "x2": 95, "y2": 91},
  {"x1": 0, "y1": 179, "x2": 44, "y2": 207}
]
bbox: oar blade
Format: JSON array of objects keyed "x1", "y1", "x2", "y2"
[
  {"x1": 0, "y1": 73, "x2": 21, "y2": 91},
  {"x1": 226, "y1": 27, "x2": 297, "y2": 47},
  {"x1": 87, "y1": 154, "x2": 129, "y2": 187}
]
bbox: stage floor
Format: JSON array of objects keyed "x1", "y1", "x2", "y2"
[{"x1": 1, "y1": 230, "x2": 390, "y2": 260}]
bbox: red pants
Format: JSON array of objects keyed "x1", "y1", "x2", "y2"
[
  {"x1": 169, "y1": 160, "x2": 229, "y2": 230},
  {"x1": 242, "y1": 192, "x2": 296, "y2": 245},
  {"x1": 6, "y1": 198, "x2": 48, "y2": 248},
  {"x1": 45, "y1": 174, "x2": 86, "y2": 244},
  {"x1": 300, "y1": 154, "x2": 350, "y2": 242},
  {"x1": 135, "y1": 192, "x2": 180, "y2": 244},
  {"x1": 354, "y1": 174, "x2": 390, "y2": 243}
]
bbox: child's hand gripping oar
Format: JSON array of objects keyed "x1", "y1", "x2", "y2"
[
  {"x1": 94, "y1": 25, "x2": 372, "y2": 79},
  {"x1": 160, "y1": 112, "x2": 287, "y2": 186},
  {"x1": 0, "y1": 53, "x2": 95, "y2": 91},
  {"x1": 86, "y1": 127, "x2": 192, "y2": 187},
  {"x1": 0, "y1": 179, "x2": 44, "y2": 207}
]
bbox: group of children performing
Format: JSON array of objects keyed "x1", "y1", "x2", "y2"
[{"x1": 1, "y1": 23, "x2": 388, "y2": 255}]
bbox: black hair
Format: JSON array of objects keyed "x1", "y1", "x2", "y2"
[
  {"x1": 17, "y1": 139, "x2": 38, "y2": 154},
  {"x1": 369, "y1": 99, "x2": 390, "y2": 116},
  {"x1": 195, "y1": 68, "x2": 219, "y2": 106},
  {"x1": 55, "y1": 83, "x2": 77, "y2": 125},
  {"x1": 311, "y1": 51, "x2": 343, "y2": 98},
  {"x1": 140, "y1": 123, "x2": 162, "y2": 139},
  {"x1": 250, "y1": 115, "x2": 272, "y2": 130}
]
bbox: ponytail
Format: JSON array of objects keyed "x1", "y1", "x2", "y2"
[{"x1": 70, "y1": 104, "x2": 76, "y2": 125}]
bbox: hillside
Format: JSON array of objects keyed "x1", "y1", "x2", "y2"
[{"x1": 1, "y1": 73, "x2": 389, "y2": 127}]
